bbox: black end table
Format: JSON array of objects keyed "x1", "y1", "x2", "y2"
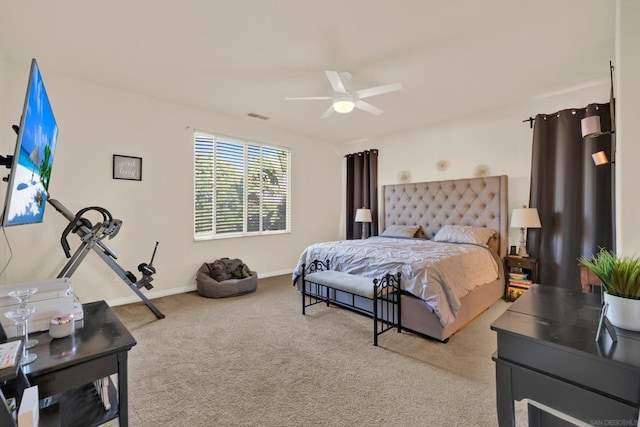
[
  {"x1": 491, "y1": 284, "x2": 640, "y2": 426},
  {"x1": 23, "y1": 300, "x2": 137, "y2": 427}
]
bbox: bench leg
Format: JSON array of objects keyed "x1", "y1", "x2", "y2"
[
  {"x1": 302, "y1": 281, "x2": 306, "y2": 315},
  {"x1": 373, "y1": 290, "x2": 379, "y2": 346},
  {"x1": 397, "y1": 290, "x2": 402, "y2": 333},
  {"x1": 373, "y1": 274, "x2": 402, "y2": 346},
  {"x1": 301, "y1": 264, "x2": 306, "y2": 315}
]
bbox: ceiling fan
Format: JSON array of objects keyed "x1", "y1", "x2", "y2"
[{"x1": 286, "y1": 70, "x2": 403, "y2": 119}]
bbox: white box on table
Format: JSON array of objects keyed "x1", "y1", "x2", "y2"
[
  {"x1": 0, "y1": 278, "x2": 84, "y2": 337},
  {"x1": 17, "y1": 385, "x2": 39, "y2": 427}
]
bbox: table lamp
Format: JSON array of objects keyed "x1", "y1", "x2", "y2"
[
  {"x1": 355, "y1": 208, "x2": 372, "y2": 239},
  {"x1": 510, "y1": 207, "x2": 541, "y2": 258}
]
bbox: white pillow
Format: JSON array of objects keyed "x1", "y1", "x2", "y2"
[
  {"x1": 381, "y1": 225, "x2": 420, "y2": 238},
  {"x1": 433, "y1": 225, "x2": 496, "y2": 245}
]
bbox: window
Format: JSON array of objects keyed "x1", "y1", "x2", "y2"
[{"x1": 194, "y1": 131, "x2": 291, "y2": 240}]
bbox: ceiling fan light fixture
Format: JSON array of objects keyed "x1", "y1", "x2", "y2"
[
  {"x1": 286, "y1": 70, "x2": 402, "y2": 118},
  {"x1": 333, "y1": 98, "x2": 355, "y2": 114}
]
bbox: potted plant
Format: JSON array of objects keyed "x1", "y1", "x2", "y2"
[{"x1": 579, "y1": 248, "x2": 640, "y2": 331}]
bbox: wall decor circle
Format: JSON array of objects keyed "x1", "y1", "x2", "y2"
[
  {"x1": 397, "y1": 170, "x2": 411, "y2": 183},
  {"x1": 436, "y1": 160, "x2": 449, "y2": 171},
  {"x1": 473, "y1": 164, "x2": 490, "y2": 177}
]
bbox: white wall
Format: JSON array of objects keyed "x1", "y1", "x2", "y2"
[
  {"x1": 616, "y1": 0, "x2": 640, "y2": 256},
  {"x1": 337, "y1": 1, "x2": 640, "y2": 262},
  {"x1": 0, "y1": 62, "x2": 343, "y2": 305},
  {"x1": 340, "y1": 83, "x2": 611, "y2": 248},
  {"x1": 1, "y1": 9, "x2": 631, "y2": 305}
]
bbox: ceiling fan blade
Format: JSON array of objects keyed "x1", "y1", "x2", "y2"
[
  {"x1": 320, "y1": 106, "x2": 335, "y2": 119},
  {"x1": 325, "y1": 70, "x2": 347, "y2": 94},
  {"x1": 285, "y1": 96, "x2": 332, "y2": 101},
  {"x1": 355, "y1": 100, "x2": 383, "y2": 115},
  {"x1": 356, "y1": 83, "x2": 403, "y2": 99}
]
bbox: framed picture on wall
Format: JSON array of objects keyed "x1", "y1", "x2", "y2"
[{"x1": 113, "y1": 155, "x2": 142, "y2": 181}]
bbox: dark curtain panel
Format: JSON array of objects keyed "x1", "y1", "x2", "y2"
[
  {"x1": 528, "y1": 104, "x2": 614, "y2": 289},
  {"x1": 345, "y1": 150, "x2": 378, "y2": 240}
]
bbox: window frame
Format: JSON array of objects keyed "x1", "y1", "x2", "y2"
[{"x1": 193, "y1": 130, "x2": 291, "y2": 241}]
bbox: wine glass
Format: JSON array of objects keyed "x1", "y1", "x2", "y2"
[
  {"x1": 8, "y1": 288, "x2": 38, "y2": 348},
  {"x1": 4, "y1": 306, "x2": 37, "y2": 365}
]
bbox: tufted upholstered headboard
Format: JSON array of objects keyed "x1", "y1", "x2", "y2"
[{"x1": 381, "y1": 175, "x2": 508, "y2": 258}]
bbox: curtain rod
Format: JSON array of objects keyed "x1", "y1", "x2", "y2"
[
  {"x1": 522, "y1": 104, "x2": 606, "y2": 129},
  {"x1": 344, "y1": 149, "x2": 379, "y2": 157},
  {"x1": 522, "y1": 117, "x2": 534, "y2": 129},
  {"x1": 523, "y1": 61, "x2": 614, "y2": 129}
]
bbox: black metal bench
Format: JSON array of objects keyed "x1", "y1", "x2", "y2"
[{"x1": 300, "y1": 260, "x2": 402, "y2": 346}]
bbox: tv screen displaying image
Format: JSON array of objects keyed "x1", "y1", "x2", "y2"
[{"x1": 2, "y1": 58, "x2": 59, "y2": 227}]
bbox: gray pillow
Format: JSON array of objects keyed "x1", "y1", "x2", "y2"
[
  {"x1": 381, "y1": 225, "x2": 420, "y2": 238},
  {"x1": 433, "y1": 225, "x2": 496, "y2": 245}
]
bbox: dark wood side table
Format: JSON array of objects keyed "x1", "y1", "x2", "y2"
[
  {"x1": 22, "y1": 300, "x2": 137, "y2": 427},
  {"x1": 580, "y1": 264, "x2": 602, "y2": 293},
  {"x1": 504, "y1": 256, "x2": 538, "y2": 282},
  {"x1": 491, "y1": 284, "x2": 640, "y2": 426},
  {"x1": 504, "y1": 256, "x2": 538, "y2": 301},
  {"x1": 0, "y1": 350, "x2": 29, "y2": 427}
]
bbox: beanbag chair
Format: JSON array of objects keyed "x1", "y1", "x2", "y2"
[{"x1": 196, "y1": 261, "x2": 258, "y2": 298}]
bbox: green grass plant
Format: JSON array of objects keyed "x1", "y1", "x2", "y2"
[{"x1": 580, "y1": 248, "x2": 640, "y2": 299}]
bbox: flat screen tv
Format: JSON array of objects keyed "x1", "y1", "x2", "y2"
[{"x1": 1, "y1": 58, "x2": 59, "y2": 227}]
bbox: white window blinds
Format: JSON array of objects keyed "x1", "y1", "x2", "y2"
[{"x1": 194, "y1": 131, "x2": 291, "y2": 240}]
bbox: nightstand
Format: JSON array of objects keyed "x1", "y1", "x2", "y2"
[
  {"x1": 579, "y1": 264, "x2": 602, "y2": 293},
  {"x1": 504, "y1": 256, "x2": 539, "y2": 301}
]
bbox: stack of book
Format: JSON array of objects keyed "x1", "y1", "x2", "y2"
[
  {"x1": 0, "y1": 341, "x2": 21, "y2": 370},
  {"x1": 507, "y1": 270, "x2": 533, "y2": 301},
  {"x1": 93, "y1": 377, "x2": 111, "y2": 411}
]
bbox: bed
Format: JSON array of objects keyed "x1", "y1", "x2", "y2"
[{"x1": 293, "y1": 175, "x2": 508, "y2": 342}]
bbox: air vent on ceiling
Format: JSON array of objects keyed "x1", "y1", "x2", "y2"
[{"x1": 247, "y1": 113, "x2": 269, "y2": 120}]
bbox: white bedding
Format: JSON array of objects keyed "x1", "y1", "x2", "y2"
[{"x1": 292, "y1": 236, "x2": 501, "y2": 327}]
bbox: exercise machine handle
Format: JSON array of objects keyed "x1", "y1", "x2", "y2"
[{"x1": 60, "y1": 206, "x2": 113, "y2": 258}]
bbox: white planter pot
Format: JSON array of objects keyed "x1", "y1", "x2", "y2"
[{"x1": 604, "y1": 292, "x2": 640, "y2": 332}]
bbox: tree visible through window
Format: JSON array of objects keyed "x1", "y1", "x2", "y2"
[{"x1": 194, "y1": 131, "x2": 291, "y2": 239}]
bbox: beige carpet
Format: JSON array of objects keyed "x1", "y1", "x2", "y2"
[{"x1": 108, "y1": 275, "x2": 525, "y2": 426}]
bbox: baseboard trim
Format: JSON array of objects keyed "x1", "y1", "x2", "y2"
[
  {"x1": 105, "y1": 269, "x2": 293, "y2": 307},
  {"x1": 106, "y1": 284, "x2": 197, "y2": 307},
  {"x1": 260, "y1": 269, "x2": 293, "y2": 278}
]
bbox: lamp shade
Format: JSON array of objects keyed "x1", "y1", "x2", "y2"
[
  {"x1": 355, "y1": 208, "x2": 372, "y2": 223},
  {"x1": 581, "y1": 116, "x2": 602, "y2": 138},
  {"x1": 510, "y1": 208, "x2": 541, "y2": 229}
]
